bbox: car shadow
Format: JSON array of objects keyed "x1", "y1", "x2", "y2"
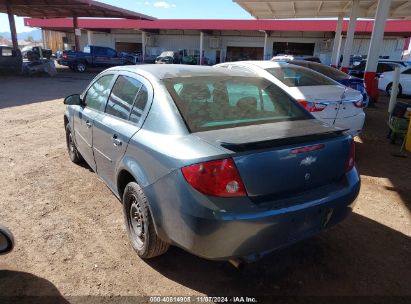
[
  {"x1": 0, "y1": 270, "x2": 69, "y2": 304},
  {"x1": 144, "y1": 213, "x2": 411, "y2": 297},
  {"x1": 0, "y1": 69, "x2": 95, "y2": 109}
]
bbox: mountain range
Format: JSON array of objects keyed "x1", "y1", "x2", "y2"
[{"x1": 0, "y1": 29, "x2": 42, "y2": 41}]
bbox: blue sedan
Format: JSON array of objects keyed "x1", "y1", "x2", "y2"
[{"x1": 63, "y1": 65, "x2": 360, "y2": 263}]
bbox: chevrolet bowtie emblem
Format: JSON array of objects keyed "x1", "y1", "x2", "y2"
[{"x1": 300, "y1": 156, "x2": 317, "y2": 166}]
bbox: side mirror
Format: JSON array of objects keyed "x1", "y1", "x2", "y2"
[
  {"x1": 0, "y1": 225, "x2": 14, "y2": 255},
  {"x1": 64, "y1": 94, "x2": 82, "y2": 106}
]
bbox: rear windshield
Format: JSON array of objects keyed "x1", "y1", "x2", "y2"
[
  {"x1": 266, "y1": 66, "x2": 336, "y2": 87},
  {"x1": 164, "y1": 76, "x2": 311, "y2": 132}
]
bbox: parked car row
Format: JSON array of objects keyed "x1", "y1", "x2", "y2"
[
  {"x1": 63, "y1": 64, "x2": 360, "y2": 265},
  {"x1": 58, "y1": 46, "x2": 209, "y2": 72},
  {"x1": 348, "y1": 59, "x2": 410, "y2": 79}
]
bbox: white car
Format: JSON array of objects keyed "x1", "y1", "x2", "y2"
[
  {"x1": 215, "y1": 61, "x2": 365, "y2": 136},
  {"x1": 378, "y1": 66, "x2": 411, "y2": 96}
]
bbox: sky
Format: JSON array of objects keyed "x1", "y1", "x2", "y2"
[{"x1": 0, "y1": 0, "x2": 253, "y2": 33}]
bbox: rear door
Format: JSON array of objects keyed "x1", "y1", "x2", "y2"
[
  {"x1": 73, "y1": 74, "x2": 115, "y2": 171},
  {"x1": 92, "y1": 72, "x2": 152, "y2": 190}
]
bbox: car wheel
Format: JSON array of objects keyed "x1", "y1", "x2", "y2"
[
  {"x1": 387, "y1": 83, "x2": 402, "y2": 97},
  {"x1": 75, "y1": 62, "x2": 86, "y2": 73},
  {"x1": 65, "y1": 124, "x2": 83, "y2": 164},
  {"x1": 123, "y1": 182, "x2": 169, "y2": 259}
]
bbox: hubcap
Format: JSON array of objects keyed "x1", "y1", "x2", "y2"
[{"x1": 129, "y1": 197, "x2": 145, "y2": 247}]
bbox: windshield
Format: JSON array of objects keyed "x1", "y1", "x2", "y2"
[
  {"x1": 307, "y1": 63, "x2": 349, "y2": 81},
  {"x1": 164, "y1": 76, "x2": 311, "y2": 133},
  {"x1": 159, "y1": 51, "x2": 174, "y2": 57},
  {"x1": 265, "y1": 66, "x2": 337, "y2": 87}
]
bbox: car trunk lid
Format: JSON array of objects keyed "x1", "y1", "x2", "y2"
[{"x1": 195, "y1": 120, "x2": 351, "y2": 200}]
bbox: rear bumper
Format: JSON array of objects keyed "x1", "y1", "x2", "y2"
[
  {"x1": 316, "y1": 112, "x2": 365, "y2": 136},
  {"x1": 145, "y1": 168, "x2": 360, "y2": 261},
  {"x1": 334, "y1": 112, "x2": 365, "y2": 136}
]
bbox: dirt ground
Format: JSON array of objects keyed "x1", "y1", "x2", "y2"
[{"x1": 0, "y1": 70, "x2": 410, "y2": 302}]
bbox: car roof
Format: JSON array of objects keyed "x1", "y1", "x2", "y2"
[
  {"x1": 224, "y1": 60, "x2": 285, "y2": 69},
  {"x1": 106, "y1": 64, "x2": 253, "y2": 80}
]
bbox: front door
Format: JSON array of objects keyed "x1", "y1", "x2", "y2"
[
  {"x1": 92, "y1": 74, "x2": 152, "y2": 191},
  {"x1": 73, "y1": 74, "x2": 115, "y2": 171}
]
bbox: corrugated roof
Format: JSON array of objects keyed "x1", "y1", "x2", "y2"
[
  {"x1": 234, "y1": 0, "x2": 411, "y2": 19},
  {"x1": 0, "y1": 0, "x2": 155, "y2": 20},
  {"x1": 24, "y1": 18, "x2": 411, "y2": 34}
]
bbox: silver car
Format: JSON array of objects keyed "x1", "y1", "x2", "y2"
[{"x1": 64, "y1": 65, "x2": 359, "y2": 263}]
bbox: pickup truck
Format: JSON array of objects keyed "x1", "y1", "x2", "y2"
[
  {"x1": 58, "y1": 45, "x2": 136, "y2": 72},
  {"x1": 0, "y1": 46, "x2": 22, "y2": 74}
]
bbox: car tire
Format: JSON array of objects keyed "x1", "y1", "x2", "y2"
[
  {"x1": 123, "y1": 182, "x2": 169, "y2": 259},
  {"x1": 386, "y1": 83, "x2": 402, "y2": 97},
  {"x1": 75, "y1": 62, "x2": 86, "y2": 73},
  {"x1": 65, "y1": 124, "x2": 84, "y2": 164}
]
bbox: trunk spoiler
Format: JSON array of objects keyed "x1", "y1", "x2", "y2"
[{"x1": 220, "y1": 130, "x2": 347, "y2": 152}]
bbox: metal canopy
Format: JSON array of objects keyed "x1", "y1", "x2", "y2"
[
  {"x1": 234, "y1": 0, "x2": 411, "y2": 19},
  {"x1": 0, "y1": 0, "x2": 155, "y2": 20}
]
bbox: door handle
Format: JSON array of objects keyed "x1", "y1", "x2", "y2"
[
  {"x1": 112, "y1": 135, "x2": 122, "y2": 147},
  {"x1": 86, "y1": 121, "x2": 92, "y2": 128}
]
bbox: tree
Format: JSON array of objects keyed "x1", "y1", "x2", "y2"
[{"x1": 25, "y1": 35, "x2": 34, "y2": 42}]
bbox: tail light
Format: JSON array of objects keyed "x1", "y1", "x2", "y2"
[
  {"x1": 353, "y1": 99, "x2": 364, "y2": 108},
  {"x1": 297, "y1": 100, "x2": 327, "y2": 112},
  {"x1": 62, "y1": 53, "x2": 68, "y2": 59},
  {"x1": 181, "y1": 158, "x2": 246, "y2": 197},
  {"x1": 345, "y1": 140, "x2": 356, "y2": 172}
]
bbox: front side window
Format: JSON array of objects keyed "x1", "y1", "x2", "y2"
[
  {"x1": 106, "y1": 76, "x2": 142, "y2": 120},
  {"x1": 84, "y1": 74, "x2": 114, "y2": 111},
  {"x1": 402, "y1": 68, "x2": 411, "y2": 75},
  {"x1": 378, "y1": 63, "x2": 395, "y2": 73},
  {"x1": 265, "y1": 66, "x2": 336, "y2": 87},
  {"x1": 164, "y1": 76, "x2": 311, "y2": 132}
]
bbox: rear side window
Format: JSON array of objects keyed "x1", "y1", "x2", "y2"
[
  {"x1": 1, "y1": 48, "x2": 13, "y2": 57},
  {"x1": 265, "y1": 66, "x2": 336, "y2": 87},
  {"x1": 106, "y1": 75, "x2": 142, "y2": 120},
  {"x1": 402, "y1": 68, "x2": 411, "y2": 75},
  {"x1": 130, "y1": 85, "x2": 148, "y2": 124},
  {"x1": 84, "y1": 74, "x2": 114, "y2": 111},
  {"x1": 164, "y1": 76, "x2": 311, "y2": 132},
  {"x1": 106, "y1": 48, "x2": 117, "y2": 57}
]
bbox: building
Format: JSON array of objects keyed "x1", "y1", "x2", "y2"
[{"x1": 25, "y1": 18, "x2": 411, "y2": 65}]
